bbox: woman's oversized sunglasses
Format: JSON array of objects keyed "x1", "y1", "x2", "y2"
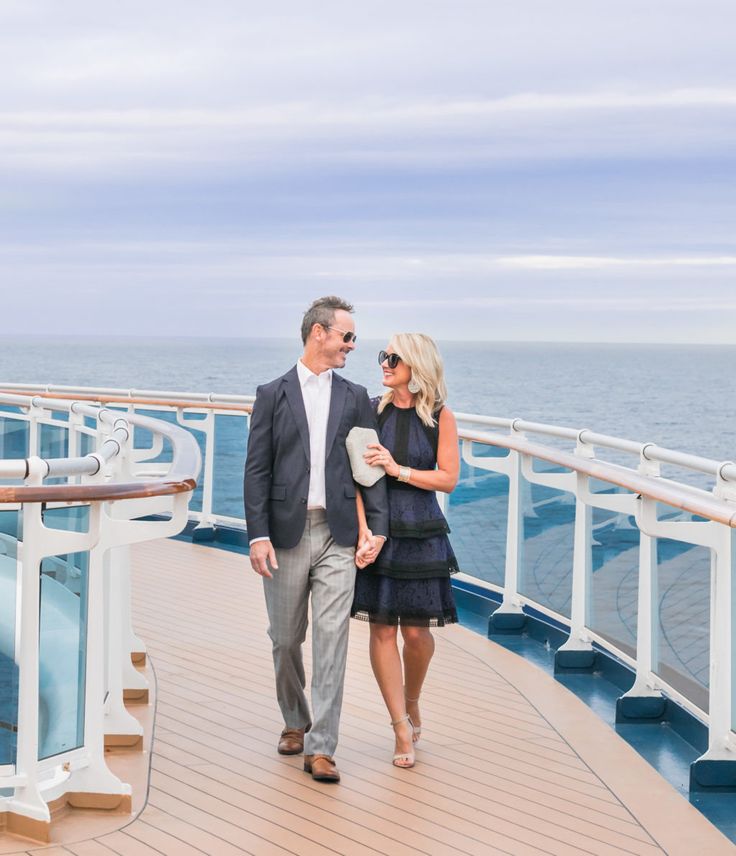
[{"x1": 378, "y1": 350, "x2": 402, "y2": 369}]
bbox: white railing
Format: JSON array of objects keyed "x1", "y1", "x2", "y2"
[
  {"x1": 0, "y1": 392, "x2": 200, "y2": 840},
  {"x1": 2, "y1": 382, "x2": 734, "y2": 791}
]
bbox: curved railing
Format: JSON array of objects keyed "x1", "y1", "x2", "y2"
[
  {"x1": 2, "y1": 382, "x2": 735, "y2": 792},
  {"x1": 0, "y1": 392, "x2": 200, "y2": 840}
]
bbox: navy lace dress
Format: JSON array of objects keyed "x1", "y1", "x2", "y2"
[{"x1": 351, "y1": 401, "x2": 458, "y2": 627}]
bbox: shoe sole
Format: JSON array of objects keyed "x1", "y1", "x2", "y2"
[{"x1": 278, "y1": 745, "x2": 304, "y2": 755}]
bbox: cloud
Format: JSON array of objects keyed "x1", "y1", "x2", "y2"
[
  {"x1": 496, "y1": 255, "x2": 736, "y2": 270},
  {"x1": 2, "y1": 85, "x2": 736, "y2": 173}
]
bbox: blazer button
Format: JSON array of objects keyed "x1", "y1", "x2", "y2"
[{"x1": 300, "y1": 497, "x2": 307, "y2": 504}]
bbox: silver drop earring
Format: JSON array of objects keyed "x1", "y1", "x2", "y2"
[{"x1": 408, "y1": 375, "x2": 420, "y2": 394}]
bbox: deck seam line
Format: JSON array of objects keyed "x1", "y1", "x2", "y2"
[{"x1": 123, "y1": 818, "x2": 210, "y2": 856}]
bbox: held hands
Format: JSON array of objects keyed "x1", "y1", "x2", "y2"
[
  {"x1": 355, "y1": 528, "x2": 385, "y2": 569},
  {"x1": 249, "y1": 539, "x2": 278, "y2": 578},
  {"x1": 364, "y1": 443, "x2": 399, "y2": 478}
]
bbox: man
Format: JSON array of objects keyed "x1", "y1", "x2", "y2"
[{"x1": 244, "y1": 295, "x2": 388, "y2": 783}]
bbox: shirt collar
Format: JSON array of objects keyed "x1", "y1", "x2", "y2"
[{"x1": 297, "y1": 359, "x2": 332, "y2": 388}]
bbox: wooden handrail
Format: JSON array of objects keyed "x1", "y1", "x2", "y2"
[{"x1": 0, "y1": 477, "x2": 197, "y2": 504}]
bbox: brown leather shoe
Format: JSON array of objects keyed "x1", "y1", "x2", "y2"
[
  {"x1": 277, "y1": 728, "x2": 305, "y2": 755},
  {"x1": 303, "y1": 754, "x2": 340, "y2": 783}
]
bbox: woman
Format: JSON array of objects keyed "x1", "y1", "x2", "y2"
[{"x1": 352, "y1": 333, "x2": 460, "y2": 769}]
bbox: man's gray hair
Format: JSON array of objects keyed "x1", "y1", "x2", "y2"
[{"x1": 301, "y1": 295, "x2": 354, "y2": 344}]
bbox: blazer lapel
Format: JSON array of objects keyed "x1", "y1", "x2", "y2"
[
  {"x1": 283, "y1": 367, "x2": 311, "y2": 463},
  {"x1": 325, "y1": 374, "x2": 347, "y2": 458}
]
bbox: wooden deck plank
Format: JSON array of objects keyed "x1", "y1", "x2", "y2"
[
  {"x1": 121, "y1": 819, "x2": 210, "y2": 856},
  {"x1": 94, "y1": 831, "x2": 162, "y2": 856},
  {"x1": 26, "y1": 848, "x2": 74, "y2": 856},
  {"x1": 146, "y1": 787, "x2": 309, "y2": 856},
  {"x1": 135, "y1": 807, "x2": 251, "y2": 856},
  {"x1": 63, "y1": 842, "x2": 120, "y2": 855}
]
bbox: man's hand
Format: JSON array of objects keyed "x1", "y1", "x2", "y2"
[
  {"x1": 249, "y1": 539, "x2": 278, "y2": 578},
  {"x1": 355, "y1": 529, "x2": 372, "y2": 568},
  {"x1": 356, "y1": 533, "x2": 386, "y2": 568}
]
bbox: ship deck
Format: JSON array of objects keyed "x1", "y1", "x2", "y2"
[{"x1": 5, "y1": 537, "x2": 733, "y2": 856}]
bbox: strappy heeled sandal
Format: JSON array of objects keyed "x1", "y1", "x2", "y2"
[
  {"x1": 405, "y1": 692, "x2": 422, "y2": 744},
  {"x1": 390, "y1": 714, "x2": 415, "y2": 768}
]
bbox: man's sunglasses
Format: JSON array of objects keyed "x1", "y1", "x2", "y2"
[
  {"x1": 378, "y1": 350, "x2": 402, "y2": 369},
  {"x1": 324, "y1": 325, "x2": 357, "y2": 344}
]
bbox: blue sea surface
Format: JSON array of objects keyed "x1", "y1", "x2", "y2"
[{"x1": 3, "y1": 337, "x2": 735, "y2": 461}]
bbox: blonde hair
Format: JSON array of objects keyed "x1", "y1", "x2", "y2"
[{"x1": 377, "y1": 333, "x2": 447, "y2": 427}]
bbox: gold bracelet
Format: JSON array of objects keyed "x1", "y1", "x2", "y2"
[{"x1": 397, "y1": 466, "x2": 411, "y2": 483}]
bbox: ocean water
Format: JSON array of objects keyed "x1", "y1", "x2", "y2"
[{"x1": 3, "y1": 336, "x2": 735, "y2": 463}]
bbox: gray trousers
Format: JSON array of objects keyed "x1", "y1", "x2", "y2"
[{"x1": 263, "y1": 509, "x2": 356, "y2": 757}]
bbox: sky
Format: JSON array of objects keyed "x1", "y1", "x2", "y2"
[{"x1": 1, "y1": 1, "x2": 735, "y2": 342}]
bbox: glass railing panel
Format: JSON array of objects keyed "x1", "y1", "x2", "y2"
[
  {"x1": 446, "y1": 443, "x2": 509, "y2": 586},
  {"x1": 589, "y1": 485, "x2": 640, "y2": 659},
  {"x1": 518, "y1": 463, "x2": 575, "y2": 617},
  {"x1": 0, "y1": 413, "x2": 29, "y2": 467},
  {"x1": 38, "y1": 506, "x2": 90, "y2": 759},
  {"x1": 79, "y1": 430, "x2": 96, "y2": 456},
  {"x1": 655, "y1": 515, "x2": 710, "y2": 713},
  {"x1": 39, "y1": 422, "x2": 68, "y2": 485},
  {"x1": 0, "y1": 511, "x2": 19, "y2": 767},
  {"x1": 213, "y1": 414, "x2": 248, "y2": 519}
]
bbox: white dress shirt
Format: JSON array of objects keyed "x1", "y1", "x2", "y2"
[{"x1": 297, "y1": 359, "x2": 332, "y2": 509}]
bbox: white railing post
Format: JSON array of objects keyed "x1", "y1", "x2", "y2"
[
  {"x1": 63, "y1": 501, "x2": 131, "y2": 809},
  {"x1": 98, "y1": 426, "x2": 145, "y2": 749},
  {"x1": 460, "y1": 437, "x2": 525, "y2": 630},
  {"x1": 112, "y1": 425, "x2": 149, "y2": 698},
  {"x1": 615, "y1": 528, "x2": 665, "y2": 719},
  {"x1": 102, "y1": 543, "x2": 144, "y2": 747},
  {"x1": 614, "y1": 452, "x2": 665, "y2": 720},
  {"x1": 27, "y1": 402, "x2": 46, "y2": 457},
  {"x1": 687, "y1": 523, "x2": 736, "y2": 790},
  {"x1": 496, "y1": 449, "x2": 525, "y2": 629},
  {"x1": 554, "y1": 469, "x2": 595, "y2": 669},
  {"x1": 178, "y1": 408, "x2": 215, "y2": 539}
]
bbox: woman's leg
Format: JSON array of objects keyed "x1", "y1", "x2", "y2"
[
  {"x1": 369, "y1": 623, "x2": 413, "y2": 759},
  {"x1": 401, "y1": 625, "x2": 435, "y2": 732}
]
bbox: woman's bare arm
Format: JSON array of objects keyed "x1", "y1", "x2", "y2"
[{"x1": 364, "y1": 407, "x2": 460, "y2": 493}]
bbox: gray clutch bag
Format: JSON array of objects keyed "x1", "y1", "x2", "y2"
[{"x1": 346, "y1": 427, "x2": 385, "y2": 487}]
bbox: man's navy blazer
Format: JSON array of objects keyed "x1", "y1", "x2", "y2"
[{"x1": 244, "y1": 366, "x2": 389, "y2": 549}]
